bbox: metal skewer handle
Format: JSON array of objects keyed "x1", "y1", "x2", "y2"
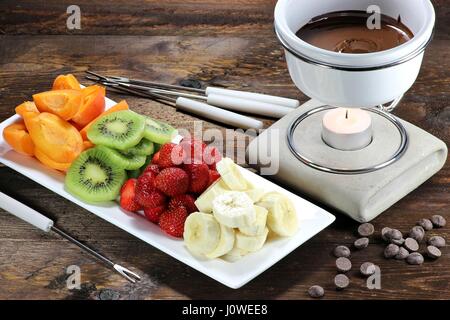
[
  {"x1": 0, "y1": 191, "x2": 141, "y2": 283},
  {"x1": 205, "y1": 87, "x2": 300, "y2": 109},
  {"x1": 175, "y1": 97, "x2": 265, "y2": 129}
]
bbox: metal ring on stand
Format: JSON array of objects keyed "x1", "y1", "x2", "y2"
[
  {"x1": 377, "y1": 94, "x2": 404, "y2": 112},
  {"x1": 286, "y1": 106, "x2": 409, "y2": 175}
]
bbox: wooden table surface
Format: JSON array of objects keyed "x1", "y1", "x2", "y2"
[{"x1": 0, "y1": 0, "x2": 448, "y2": 300}]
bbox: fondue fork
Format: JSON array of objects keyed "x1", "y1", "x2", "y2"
[
  {"x1": 96, "y1": 72, "x2": 300, "y2": 109},
  {"x1": 86, "y1": 73, "x2": 264, "y2": 129},
  {"x1": 0, "y1": 191, "x2": 141, "y2": 284},
  {"x1": 86, "y1": 70, "x2": 295, "y2": 118}
]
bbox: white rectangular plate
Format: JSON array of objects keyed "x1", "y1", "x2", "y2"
[{"x1": 0, "y1": 95, "x2": 335, "y2": 289}]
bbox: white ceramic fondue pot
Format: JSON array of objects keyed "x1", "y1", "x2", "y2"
[{"x1": 274, "y1": 0, "x2": 435, "y2": 108}]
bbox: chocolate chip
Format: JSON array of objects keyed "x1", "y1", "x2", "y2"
[
  {"x1": 334, "y1": 274, "x2": 350, "y2": 290},
  {"x1": 384, "y1": 244, "x2": 400, "y2": 258},
  {"x1": 308, "y1": 285, "x2": 324, "y2": 298},
  {"x1": 417, "y1": 218, "x2": 433, "y2": 231},
  {"x1": 395, "y1": 247, "x2": 409, "y2": 260},
  {"x1": 336, "y1": 257, "x2": 352, "y2": 273},
  {"x1": 431, "y1": 215, "x2": 446, "y2": 228},
  {"x1": 381, "y1": 227, "x2": 392, "y2": 241},
  {"x1": 360, "y1": 262, "x2": 376, "y2": 276},
  {"x1": 179, "y1": 79, "x2": 202, "y2": 89},
  {"x1": 404, "y1": 237, "x2": 419, "y2": 252},
  {"x1": 358, "y1": 223, "x2": 374, "y2": 237},
  {"x1": 427, "y1": 235, "x2": 445, "y2": 248},
  {"x1": 354, "y1": 237, "x2": 369, "y2": 250},
  {"x1": 333, "y1": 245, "x2": 351, "y2": 258},
  {"x1": 426, "y1": 245, "x2": 442, "y2": 259},
  {"x1": 391, "y1": 238, "x2": 405, "y2": 246},
  {"x1": 386, "y1": 228, "x2": 402, "y2": 241},
  {"x1": 409, "y1": 226, "x2": 425, "y2": 242},
  {"x1": 406, "y1": 252, "x2": 424, "y2": 265}
]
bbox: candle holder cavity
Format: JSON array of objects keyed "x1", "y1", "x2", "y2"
[{"x1": 247, "y1": 0, "x2": 447, "y2": 222}]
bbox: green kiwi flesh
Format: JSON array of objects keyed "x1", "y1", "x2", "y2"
[
  {"x1": 144, "y1": 117, "x2": 178, "y2": 144},
  {"x1": 97, "y1": 145, "x2": 146, "y2": 170},
  {"x1": 125, "y1": 138, "x2": 154, "y2": 156},
  {"x1": 87, "y1": 110, "x2": 145, "y2": 151},
  {"x1": 65, "y1": 147, "x2": 126, "y2": 202}
]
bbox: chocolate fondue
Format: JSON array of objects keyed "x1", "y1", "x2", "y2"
[{"x1": 296, "y1": 10, "x2": 414, "y2": 54}]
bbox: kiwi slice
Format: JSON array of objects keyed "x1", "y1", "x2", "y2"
[
  {"x1": 125, "y1": 138, "x2": 154, "y2": 156},
  {"x1": 97, "y1": 145, "x2": 146, "y2": 170},
  {"x1": 144, "y1": 117, "x2": 178, "y2": 144},
  {"x1": 87, "y1": 110, "x2": 145, "y2": 151},
  {"x1": 65, "y1": 147, "x2": 126, "y2": 203}
]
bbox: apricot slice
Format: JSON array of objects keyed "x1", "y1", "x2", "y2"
[
  {"x1": 22, "y1": 111, "x2": 83, "y2": 164},
  {"x1": 34, "y1": 148, "x2": 72, "y2": 171},
  {"x1": 15, "y1": 101, "x2": 39, "y2": 117},
  {"x1": 2, "y1": 121, "x2": 35, "y2": 156},
  {"x1": 82, "y1": 140, "x2": 95, "y2": 150},
  {"x1": 52, "y1": 74, "x2": 81, "y2": 90},
  {"x1": 71, "y1": 85, "x2": 106, "y2": 128},
  {"x1": 33, "y1": 89, "x2": 82, "y2": 120},
  {"x1": 80, "y1": 100, "x2": 129, "y2": 140}
]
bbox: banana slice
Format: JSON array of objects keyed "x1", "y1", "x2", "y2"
[
  {"x1": 215, "y1": 157, "x2": 249, "y2": 191},
  {"x1": 257, "y1": 192, "x2": 298, "y2": 237},
  {"x1": 206, "y1": 224, "x2": 235, "y2": 259},
  {"x1": 195, "y1": 178, "x2": 230, "y2": 213},
  {"x1": 235, "y1": 227, "x2": 269, "y2": 252},
  {"x1": 239, "y1": 205, "x2": 268, "y2": 236},
  {"x1": 183, "y1": 212, "x2": 221, "y2": 257},
  {"x1": 212, "y1": 191, "x2": 256, "y2": 228},
  {"x1": 221, "y1": 246, "x2": 249, "y2": 262},
  {"x1": 244, "y1": 188, "x2": 266, "y2": 203}
]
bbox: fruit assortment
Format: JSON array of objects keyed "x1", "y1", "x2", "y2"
[
  {"x1": 118, "y1": 138, "x2": 223, "y2": 237},
  {"x1": 185, "y1": 158, "x2": 299, "y2": 261},
  {"x1": 2, "y1": 74, "x2": 300, "y2": 263}
]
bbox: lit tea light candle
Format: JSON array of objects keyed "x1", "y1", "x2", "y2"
[{"x1": 322, "y1": 108, "x2": 372, "y2": 151}]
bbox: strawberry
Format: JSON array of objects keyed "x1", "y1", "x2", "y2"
[
  {"x1": 135, "y1": 172, "x2": 166, "y2": 207},
  {"x1": 184, "y1": 163, "x2": 210, "y2": 193},
  {"x1": 159, "y1": 206, "x2": 188, "y2": 238},
  {"x1": 168, "y1": 194, "x2": 198, "y2": 214},
  {"x1": 144, "y1": 205, "x2": 166, "y2": 223},
  {"x1": 151, "y1": 151, "x2": 160, "y2": 164},
  {"x1": 119, "y1": 179, "x2": 141, "y2": 212},
  {"x1": 136, "y1": 171, "x2": 156, "y2": 193},
  {"x1": 158, "y1": 143, "x2": 186, "y2": 168},
  {"x1": 203, "y1": 146, "x2": 222, "y2": 170},
  {"x1": 208, "y1": 169, "x2": 221, "y2": 186},
  {"x1": 155, "y1": 167, "x2": 189, "y2": 196},
  {"x1": 143, "y1": 164, "x2": 160, "y2": 176},
  {"x1": 180, "y1": 138, "x2": 206, "y2": 164},
  {"x1": 136, "y1": 189, "x2": 166, "y2": 208}
]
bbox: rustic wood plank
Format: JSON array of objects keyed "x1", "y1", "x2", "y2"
[{"x1": 0, "y1": 0, "x2": 448, "y2": 39}]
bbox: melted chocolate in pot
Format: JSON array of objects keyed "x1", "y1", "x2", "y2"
[{"x1": 296, "y1": 10, "x2": 414, "y2": 54}]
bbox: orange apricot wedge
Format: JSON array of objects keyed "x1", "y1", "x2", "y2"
[
  {"x1": 82, "y1": 140, "x2": 95, "y2": 150},
  {"x1": 33, "y1": 89, "x2": 82, "y2": 120},
  {"x1": 80, "y1": 100, "x2": 129, "y2": 140},
  {"x1": 34, "y1": 148, "x2": 72, "y2": 171},
  {"x1": 22, "y1": 111, "x2": 83, "y2": 164},
  {"x1": 52, "y1": 74, "x2": 81, "y2": 90},
  {"x1": 71, "y1": 85, "x2": 106, "y2": 128},
  {"x1": 2, "y1": 121, "x2": 35, "y2": 156},
  {"x1": 15, "y1": 101, "x2": 39, "y2": 117}
]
